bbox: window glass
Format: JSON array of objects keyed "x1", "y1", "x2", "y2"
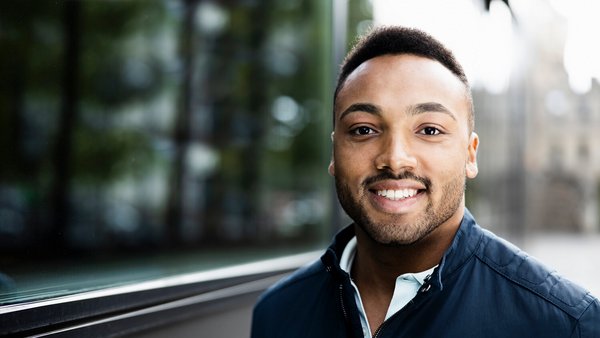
[{"x1": 0, "y1": 0, "x2": 348, "y2": 304}]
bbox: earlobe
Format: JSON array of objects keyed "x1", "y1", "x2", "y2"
[
  {"x1": 466, "y1": 132, "x2": 479, "y2": 179},
  {"x1": 466, "y1": 162, "x2": 478, "y2": 178}
]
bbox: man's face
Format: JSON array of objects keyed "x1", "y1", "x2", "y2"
[{"x1": 329, "y1": 54, "x2": 479, "y2": 246}]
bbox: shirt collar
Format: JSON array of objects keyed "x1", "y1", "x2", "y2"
[
  {"x1": 339, "y1": 236, "x2": 357, "y2": 274},
  {"x1": 339, "y1": 235, "x2": 435, "y2": 285},
  {"x1": 322, "y1": 208, "x2": 484, "y2": 291}
]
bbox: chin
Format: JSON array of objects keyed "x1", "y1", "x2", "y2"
[{"x1": 358, "y1": 218, "x2": 439, "y2": 247}]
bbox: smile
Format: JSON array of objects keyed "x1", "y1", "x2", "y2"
[{"x1": 376, "y1": 189, "x2": 418, "y2": 200}]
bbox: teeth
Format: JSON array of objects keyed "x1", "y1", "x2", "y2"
[{"x1": 376, "y1": 189, "x2": 418, "y2": 200}]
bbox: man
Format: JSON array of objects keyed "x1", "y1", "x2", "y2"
[{"x1": 251, "y1": 26, "x2": 600, "y2": 337}]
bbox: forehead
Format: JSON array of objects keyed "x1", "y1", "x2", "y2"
[{"x1": 335, "y1": 54, "x2": 469, "y2": 122}]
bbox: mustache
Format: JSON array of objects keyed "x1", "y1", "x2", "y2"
[{"x1": 362, "y1": 171, "x2": 432, "y2": 190}]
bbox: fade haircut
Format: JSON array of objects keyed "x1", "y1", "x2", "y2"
[{"x1": 334, "y1": 26, "x2": 474, "y2": 132}]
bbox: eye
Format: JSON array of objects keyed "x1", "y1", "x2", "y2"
[
  {"x1": 419, "y1": 126, "x2": 441, "y2": 136},
  {"x1": 351, "y1": 126, "x2": 376, "y2": 136}
]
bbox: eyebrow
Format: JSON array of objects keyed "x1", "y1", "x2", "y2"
[
  {"x1": 338, "y1": 103, "x2": 381, "y2": 121},
  {"x1": 338, "y1": 101, "x2": 457, "y2": 122},
  {"x1": 407, "y1": 102, "x2": 457, "y2": 121}
]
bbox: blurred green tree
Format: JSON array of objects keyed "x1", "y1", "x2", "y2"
[{"x1": 0, "y1": 0, "x2": 167, "y2": 253}]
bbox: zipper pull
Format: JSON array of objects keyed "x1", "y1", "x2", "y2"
[{"x1": 419, "y1": 274, "x2": 432, "y2": 293}]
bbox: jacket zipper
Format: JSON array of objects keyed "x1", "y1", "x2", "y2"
[
  {"x1": 372, "y1": 274, "x2": 433, "y2": 338},
  {"x1": 372, "y1": 307, "x2": 395, "y2": 338},
  {"x1": 339, "y1": 283, "x2": 349, "y2": 321}
]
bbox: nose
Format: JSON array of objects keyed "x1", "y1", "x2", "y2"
[{"x1": 374, "y1": 134, "x2": 417, "y2": 173}]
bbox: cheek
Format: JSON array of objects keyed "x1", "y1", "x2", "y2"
[
  {"x1": 333, "y1": 153, "x2": 359, "y2": 178},
  {"x1": 416, "y1": 144, "x2": 467, "y2": 176},
  {"x1": 333, "y1": 144, "x2": 373, "y2": 179}
]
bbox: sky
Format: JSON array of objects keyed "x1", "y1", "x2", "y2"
[{"x1": 371, "y1": 0, "x2": 600, "y2": 94}]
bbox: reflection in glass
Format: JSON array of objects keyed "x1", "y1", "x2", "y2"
[{"x1": 0, "y1": 0, "x2": 337, "y2": 304}]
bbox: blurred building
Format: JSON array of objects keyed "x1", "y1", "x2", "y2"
[
  {"x1": 372, "y1": 0, "x2": 600, "y2": 236},
  {"x1": 470, "y1": 1, "x2": 600, "y2": 235}
]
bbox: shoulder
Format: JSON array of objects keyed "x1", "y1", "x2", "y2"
[
  {"x1": 475, "y1": 227, "x2": 598, "y2": 320},
  {"x1": 254, "y1": 258, "x2": 327, "y2": 312},
  {"x1": 251, "y1": 258, "x2": 335, "y2": 337}
]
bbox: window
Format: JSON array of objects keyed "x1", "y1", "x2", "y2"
[{"x1": 0, "y1": 0, "x2": 342, "y2": 308}]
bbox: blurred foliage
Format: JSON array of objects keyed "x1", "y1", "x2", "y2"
[
  {"x1": 348, "y1": 0, "x2": 374, "y2": 45},
  {"x1": 72, "y1": 127, "x2": 154, "y2": 183},
  {"x1": 0, "y1": 0, "x2": 375, "y2": 259},
  {"x1": 0, "y1": 1, "x2": 166, "y2": 186}
]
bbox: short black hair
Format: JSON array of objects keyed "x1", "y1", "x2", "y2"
[{"x1": 334, "y1": 26, "x2": 474, "y2": 131}]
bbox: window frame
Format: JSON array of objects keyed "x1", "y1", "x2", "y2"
[{"x1": 0, "y1": 251, "x2": 320, "y2": 336}]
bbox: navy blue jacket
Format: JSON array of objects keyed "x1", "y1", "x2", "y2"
[{"x1": 252, "y1": 209, "x2": 600, "y2": 337}]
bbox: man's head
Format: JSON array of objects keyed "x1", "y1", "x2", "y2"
[
  {"x1": 334, "y1": 26, "x2": 474, "y2": 133},
  {"x1": 329, "y1": 26, "x2": 479, "y2": 247}
]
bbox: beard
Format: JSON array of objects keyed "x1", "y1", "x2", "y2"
[{"x1": 335, "y1": 170, "x2": 466, "y2": 246}]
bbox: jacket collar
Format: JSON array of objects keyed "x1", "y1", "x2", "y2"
[
  {"x1": 321, "y1": 223, "x2": 355, "y2": 280},
  {"x1": 431, "y1": 208, "x2": 483, "y2": 290},
  {"x1": 321, "y1": 208, "x2": 484, "y2": 290}
]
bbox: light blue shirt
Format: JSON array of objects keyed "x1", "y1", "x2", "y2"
[{"x1": 339, "y1": 236, "x2": 435, "y2": 338}]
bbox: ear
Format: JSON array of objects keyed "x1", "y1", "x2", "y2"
[
  {"x1": 328, "y1": 131, "x2": 335, "y2": 176},
  {"x1": 328, "y1": 159, "x2": 335, "y2": 176},
  {"x1": 466, "y1": 132, "x2": 479, "y2": 179}
]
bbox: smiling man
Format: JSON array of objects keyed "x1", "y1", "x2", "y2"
[{"x1": 251, "y1": 26, "x2": 600, "y2": 338}]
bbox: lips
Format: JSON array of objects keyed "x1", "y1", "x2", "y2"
[
  {"x1": 367, "y1": 179, "x2": 427, "y2": 195},
  {"x1": 366, "y1": 178, "x2": 427, "y2": 213}
]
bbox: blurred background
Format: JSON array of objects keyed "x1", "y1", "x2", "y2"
[{"x1": 0, "y1": 0, "x2": 599, "y2": 309}]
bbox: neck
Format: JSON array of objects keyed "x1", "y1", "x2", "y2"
[
  {"x1": 351, "y1": 209, "x2": 463, "y2": 292},
  {"x1": 349, "y1": 208, "x2": 464, "y2": 332}
]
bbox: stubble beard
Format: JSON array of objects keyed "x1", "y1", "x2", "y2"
[{"x1": 335, "y1": 171, "x2": 466, "y2": 247}]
